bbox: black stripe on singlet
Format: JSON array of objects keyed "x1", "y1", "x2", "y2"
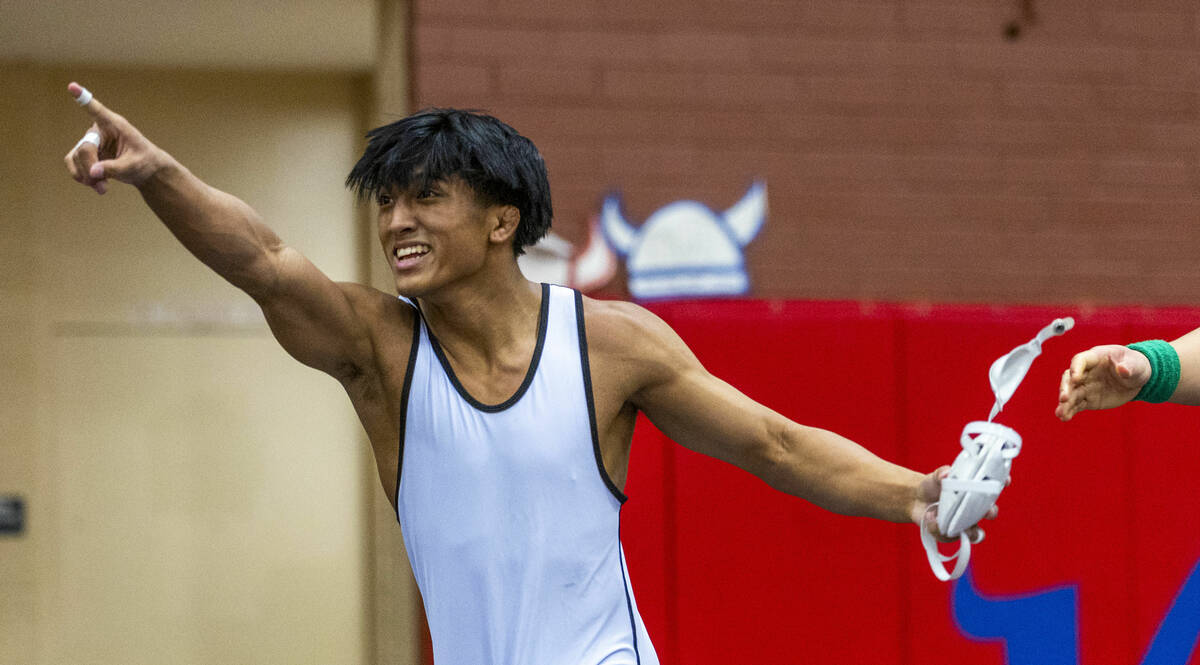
[
  {"x1": 394, "y1": 305, "x2": 422, "y2": 519},
  {"x1": 618, "y1": 518, "x2": 642, "y2": 664},
  {"x1": 573, "y1": 289, "x2": 628, "y2": 504},
  {"x1": 575, "y1": 289, "x2": 640, "y2": 661},
  {"x1": 422, "y1": 283, "x2": 549, "y2": 413}
]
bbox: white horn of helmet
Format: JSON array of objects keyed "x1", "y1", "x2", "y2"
[
  {"x1": 600, "y1": 194, "x2": 638, "y2": 256},
  {"x1": 724, "y1": 181, "x2": 768, "y2": 246}
]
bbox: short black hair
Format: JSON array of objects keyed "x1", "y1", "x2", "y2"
[{"x1": 346, "y1": 108, "x2": 552, "y2": 256}]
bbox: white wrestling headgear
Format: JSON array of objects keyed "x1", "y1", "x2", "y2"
[{"x1": 921, "y1": 317, "x2": 1074, "y2": 581}]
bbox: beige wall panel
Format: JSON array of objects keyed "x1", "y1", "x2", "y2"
[
  {"x1": 41, "y1": 335, "x2": 363, "y2": 665},
  {"x1": 0, "y1": 0, "x2": 375, "y2": 71},
  {"x1": 0, "y1": 65, "x2": 384, "y2": 664},
  {"x1": 27, "y1": 68, "x2": 365, "y2": 324},
  {"x1": 0, "y1": 63, "x2": 42, "y2": 664}
]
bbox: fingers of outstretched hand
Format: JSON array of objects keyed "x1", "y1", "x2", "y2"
[
  {"x1": 1056, "y1": 369, "x2": 1079, "y2": 420},
  {"x1": 64, "y1": 123, "x2": 107, "y2": 194},
  {"x1": 920, "y1": 466, "x2": 948, "y2": 502},
  {"x1": 65, "y1": 81, "x2": 115, "y2": 194},
  {"x1": 924, "y1": 509, "x2": 963, "y2": 544},
  {"x1": 922, "y1": 509, "x2": 943, "y2": 538},
  {"x1": 1059, "y1": 348, "x2": 1112, "y2": 420},
  {"x1": 1069, "y1": 349, "x2": 1101, "y2": 382},
  {"x1": 65, "y1": 82, "x2": 155, "y2": 187},
  {"x1": 68, "y1": 82, "x2": 116, "y2": 125},
  {"x1": 911, "y1": 467, "x2": 947, "y2": 529}
]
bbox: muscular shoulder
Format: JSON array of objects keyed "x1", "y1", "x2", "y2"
[
  {"x1": 337, "y1": 281, "x2": 415, "y2": 324},
  {"x1": 333, "y1": 281, "x2": 417, "y2": 379},
  {"x1": 580, "y1": 296, "x2": 700, "y2": 395}
]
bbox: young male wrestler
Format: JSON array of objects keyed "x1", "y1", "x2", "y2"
[{"x1": 64, "y1": 83, "x2": 992, "y2": 664}]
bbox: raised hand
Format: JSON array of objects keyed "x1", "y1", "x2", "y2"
[
  {"x1": 63, "y1": 82, "x2": 165, "y2": 194},
  {"x1": 1056, "y1": 344, "x2": 1150, "y2": 421}
]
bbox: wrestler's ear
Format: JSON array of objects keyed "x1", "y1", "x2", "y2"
[{"x1": 489, "y1": 205, "x2": 520, "y2": 246}]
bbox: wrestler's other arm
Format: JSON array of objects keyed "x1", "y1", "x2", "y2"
[
  {"x1": 62, "y1": 83, "x2": 383, "y2": 380},
  {"x1": 588, "y1": 299, "x2": 985, "y2": 536},
  {"x1": 1057, "y1": 327, "x2": 1200, "y2": 421}
]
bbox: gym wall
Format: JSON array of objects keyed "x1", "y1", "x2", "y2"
[
  {"x1": 407, "y1": 2, "x2": 1200, "y2": 663},
  {"x1": 0, "y1": 66, "x2": 377, "y2": 665},
  {"x1": 410, "y1": 0, "x2": 1200, "y2": 306}
]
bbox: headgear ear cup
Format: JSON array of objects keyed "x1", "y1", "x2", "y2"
[{"x1": 939, "y1": 422, "x2": 1020, "y2": 538}]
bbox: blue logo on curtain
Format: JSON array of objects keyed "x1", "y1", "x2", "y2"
[{"x1": 953, "y1": 559, "x2": 1200, "y2": 664}]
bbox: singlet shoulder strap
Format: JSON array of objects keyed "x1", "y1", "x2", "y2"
[
  {"x1": 394, "y1": 303, "x2": 422, "y2": 513},
  {"x1": 573, "y1": 288, "x2": 628, "y2": 504}
]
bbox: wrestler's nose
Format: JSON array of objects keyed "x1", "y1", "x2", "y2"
[{"x1": 382, "y1": 203, "x2": 418, "y2": 234}]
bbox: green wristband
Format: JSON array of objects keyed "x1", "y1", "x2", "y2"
[{"x1": 1127, "y1": 339, "x2": 1180, "y2": 403}]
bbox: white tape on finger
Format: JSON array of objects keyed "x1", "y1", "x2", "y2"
[
  {"x1": 75, "y1": 87, "x2": 93, "y2": 106},
  {"x1": 73, "y1": 131, "x2": 101, "y2": 152}
]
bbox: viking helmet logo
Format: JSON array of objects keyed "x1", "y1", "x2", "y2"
[
  {"x1": 517, "y1": 218, "x2": 618, "y2": 292},
  {"x1": 601, "y1": 182, "x2": 767, "y2": 300}
]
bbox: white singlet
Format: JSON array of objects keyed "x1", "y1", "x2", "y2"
[{"x1": 396, "y1": 284, "x2": 659, "y2": 665}]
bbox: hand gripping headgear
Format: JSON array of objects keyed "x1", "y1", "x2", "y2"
[{"x1": 920, "y1": 317, "x2": 1074, "y2": 581}]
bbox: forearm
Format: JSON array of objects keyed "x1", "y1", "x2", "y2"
[
  {"x1": 137, "y1": 153, "x2": 283, "y2": 299},
  {"x1": 762, "y1": 423, "x2": 921, "y2": 524},
  {"x1": 1168, "y1": 329, "x2": 1200, "y2": 404}
]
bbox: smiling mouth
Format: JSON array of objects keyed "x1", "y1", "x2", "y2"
[{"x1": 393, "y1": 244, "x2": 431, "y2": 267}]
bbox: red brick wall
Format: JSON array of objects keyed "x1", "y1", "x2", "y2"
[{"x1": 411, "y1": 0, "x2": 1200, "y2": 305}]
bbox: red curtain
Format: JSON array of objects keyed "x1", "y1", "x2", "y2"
[{"x1": 622, "y1": 300, "x2": 1200, "y2": 665}]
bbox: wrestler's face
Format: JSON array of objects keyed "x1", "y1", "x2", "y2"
[{"x1": 375, "y1": 176, "x2": 513, "y2": 297}]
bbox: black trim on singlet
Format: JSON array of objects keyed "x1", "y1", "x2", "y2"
[
  {"x1": 574, "y1": 289, "x2": 628, "y2": 504},
  {"x1": 419, "y1": 283, "x2": 549, "y2": 413},
  {"x1": 618, "y1": 518, "x2": 642, "y2": 664},
  {"x1": 394, "y1": 305, "x2": 423, "y2": 517}
]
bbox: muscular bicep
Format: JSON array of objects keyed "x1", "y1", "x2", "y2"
[
  {"x1": 589, "y1": 299, "x2": 918, "y2": 520},
  {"x1": 609, "y1": 307, "x2": 782, "y2": 474},
  {"x1": 637, "y1": 362, "x2": 785, "y2": 471},
  {"x1": 253, "y1": 246, "x2": 378, "y2": 380}
]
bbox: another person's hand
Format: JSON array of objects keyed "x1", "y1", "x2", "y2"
[
  {"x1": 911, "y1": 465, "x2": 996, "y2": 543},
  {"x1": 1056, "y1": 344, "x2": 1150, "y2": 422},
  {"x1": 63, "y1": 82, "x2": 165, "y2": 194}
]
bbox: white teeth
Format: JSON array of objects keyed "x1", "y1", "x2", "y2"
[{"x1": 394, "y1": 245, "x2": 430, "y2": 259}]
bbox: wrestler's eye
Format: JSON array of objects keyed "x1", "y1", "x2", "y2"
[
  {"x1": 416, "y1": 188, "x2": 438, "y2": 200},
  {"x1": 376, "y1": 194, "x2": 393, "y2": 207}
]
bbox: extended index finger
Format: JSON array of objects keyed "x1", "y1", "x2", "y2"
[{"x1": 67, "y1": 82, "x2": 115, "y2": 123}]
